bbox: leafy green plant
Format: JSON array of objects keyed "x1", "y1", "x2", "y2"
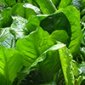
[{"x1": 0, "y1": 0, "x2": 85, "y2": 85}]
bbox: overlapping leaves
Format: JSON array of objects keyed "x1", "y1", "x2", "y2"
[{"x1": 0, "y1": 0, "x2": 84, "y2": 85}]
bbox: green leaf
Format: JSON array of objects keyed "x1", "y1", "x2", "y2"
[
  {"x1": 35, "y1": 0, "x2": 56, "y2": 14},
  {"x1": 50, "y1": 30, "x2": 69, "y2": 44},
  {"x1": 72, "y1": 60, "x2": 80, "y2": 77},
  {"x1": 28, "y1": 43, "x2": 65, "y2": 84},
  {"x1": 59, "y1": 6, "x2": 82, "y2": 54},
  {"x1": 23, "y1": 3, "x2": 40, "y2": 19},
  {"x1": 76, "y1": 76, "x2": 85, "y2": 85},
  {"x1": 59, "y1": 46, "x2": 74, "y2": 85},
  {"x1": 59, "y1": 0, "x2": 72, "y2": 8},
  {"x1": 75, "y1": 62, "x2": 85, "y2": 85},
  {"x1": 11, "y1": 3, "x2": 25, "y2": 17},
  {"x1": 52, "y1": 0, "x2": 60, "y2": 7},
  {"x1": 23, "y1": 3, "x2": 40, "y2": 14},
  {"x1": 5, "y1": 0, "x2": 16, "y2": 6},
  {"x1": 16, "y1": 28, "x2": 67, "y2": 83},
  {"x1": 0, "y1": 46, "x2": 23, "y2": 85},
  {"x1": 16, "y1": 27, "x2": 74, "y2": 84},
  {"x1": 40, "y1": 81, "x2": 56, "y2": 85},
  {"x1": 80, "y1": 0, "x2": 85, "y2": 9},
  {"x1": 16, "y1": 27, "x2": 54, "y2": 72},
  {"x1": 40, "y1": 12, "x2": 71, "y2": 35},
  {"x1": 0, "y1": 8, "x2": 13, "y2": 28},
  {"x1": 26, "y1": 14, "x2": 48, "y2": 34},
  {"x1": 81, "y1": 9, "x2": 85, "y2": 17},
  {"x1": 11, "y1": 3, "x2": 40, "y2": 19},
  {"x1": 26, "y1": 15, "x2": 40, "y2": 34},
  {"x1": 40, "y1": 12, "x2": 71, "y2": 46},
  {"x1": 26, "y1": 0, "x2": 38, "y2": 6},
  {"x1": 38, "y1": 46, "x2": 61, "y2": 83}
]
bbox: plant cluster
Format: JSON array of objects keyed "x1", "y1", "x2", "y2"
[{"x1": 0, "y1": 0, "x2": 85, "y2": 85}]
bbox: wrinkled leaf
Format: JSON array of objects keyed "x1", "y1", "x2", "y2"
[{"x1": 59, "y1": 46, "x2": 74, "y2": 85}]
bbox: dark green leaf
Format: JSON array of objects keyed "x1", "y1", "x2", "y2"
[
  {"x1": 0, "y1": 8, "x2": 12, "y2": 28},
  {"x1": 5, "y1": 0, "x2": 16, "y2": 6},
  {"x1": 40, "y1": 12, "x2": 71, "y2": 35}
]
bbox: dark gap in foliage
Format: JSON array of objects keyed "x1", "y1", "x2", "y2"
[
  {"x1": 40, "y1": 12, "x2": 71, "y2": 46},
  {"x1": 81, "y1": 80, "x2": 85, "y2": 85}
]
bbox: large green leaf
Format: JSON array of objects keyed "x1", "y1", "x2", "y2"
[
  {"x1": 35, "y1": 0, "x2": 56, "y2": 14},
  {"x1": 26, "y1": 43, "x2": 66, "y2": 85},
  {"x1": 59, "y1": 46, "x2": 74, "y2": 85},
  {"x1": 16, "y1": 27, "x2": 54, "y2": 72},
  {"x1": 16, "y1": 30, "x2": 75, "y2": 84},
  {"x1": 40, "y1": 12, "x2": 71, "y2": 35},
  {"x1": 38, "y1": 43, "x2": 74, "y2": 85},
  {"x1": 0, "y1": 46, "x2": 23, "y2": 85},
  {"x1": 40, "y1": 12, "x2": 71, "y2": 46},
  {"x1": 59, "y1": 6, "x2": 82, "y2": 54},
  {"x1": 16, "y1": 27, "x2": 65, "y2": 83},
  {"x1": 16, "y1": 27, "x2": 74, "y2": 84},
  {"x1": 16, "y1": 27, "x2": 56, "y2": 83}
]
